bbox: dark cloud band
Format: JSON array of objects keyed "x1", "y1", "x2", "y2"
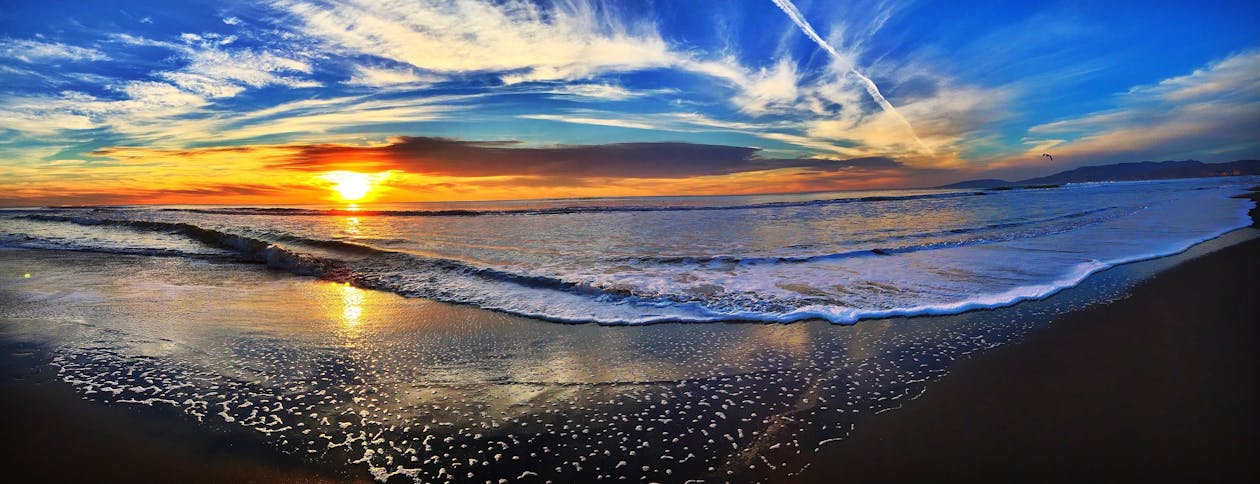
[{"x1": 274, "y1": 136, "x2": 905, "y2": 178}]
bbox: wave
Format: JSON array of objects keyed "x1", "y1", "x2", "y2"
[
  {"x1": 0, "y1": 238, "x2": 222, "y2": 260},
  {"x1": 14, "y1": 214, "x2": 602, "y2": 298},
  {"x1": 612, "y1": 205, "x2": 1137, "y2": 265},
  {"x1": 7, "y1": 188, "x2": 1251, "y2": 326},
  {"x1": 156, "y1": 191, "x2": 990, "y2": 217},
  {"x1": 18, "y1": 214, "x2": 354, "y2": 280}
]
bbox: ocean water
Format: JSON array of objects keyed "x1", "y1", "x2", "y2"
[
  {"x1": 1, "y1": 177, "x2": 1256, "y2": 482},
  {"x1": 2, "y1": 178, "x2": 1255, "y2": 324}
]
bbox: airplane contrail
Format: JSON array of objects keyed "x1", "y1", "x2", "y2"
[{"x1": 769, "y1": 0, "x2": 931, "y2": 153}]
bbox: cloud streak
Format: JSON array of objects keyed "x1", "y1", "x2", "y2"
[
  {"x1": 0, "y1": 38, "x2": 111, "y2": 63},
  {"x1": 274, "y1": 136, "x2": 904, "y2": 178},
  {"x1": 768, "y1": 0, "x2": 929, "y2": 153},
  {"x1": 274, "y1": 0, "x2": 673, "y2": 83}
]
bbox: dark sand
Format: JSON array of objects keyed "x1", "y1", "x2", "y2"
[
  {"x1": 0, "y1": 342, "x2": 367, "y2": 483},
  {"x1": 799, "y1": 236, "x2": 1259, "y2": 483}
]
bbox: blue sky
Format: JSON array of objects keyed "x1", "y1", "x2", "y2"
[{"x1": 1, "y1": 0, "x2": 1258, "y2": 204}]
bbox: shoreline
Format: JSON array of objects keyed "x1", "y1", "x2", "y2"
[
  {"x1": 797, "y1": 185, "x2": 1258, "y2": 481},
  {"x1": 0, "y1": 190, "x2": 1255, "y2": 482},
  {"x1": 796, "y1": 234, "x2": 1259, "y2": 482}
]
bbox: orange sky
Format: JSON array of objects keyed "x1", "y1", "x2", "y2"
[{"x1": 0, "y1": 139, "x2": 932, "y2": 207}]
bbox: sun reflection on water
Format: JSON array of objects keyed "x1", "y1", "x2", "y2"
[
  {"x1": 342, "y1": 283, "x2": 363, "y2": 326},
  {"x1": 333, "y1": 282, "x2": 366, "y2": 344},
  {"x1": 343, "y1": 216, "x2": 361, "y2": 237}
]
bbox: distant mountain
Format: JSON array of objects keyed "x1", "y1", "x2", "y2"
[
  {"x1": 937, "y1": 159, "x2": 1260, "y2": 189},
  {"x1": 935, "y1": 178, "x2": 1012, "y2": 189}
]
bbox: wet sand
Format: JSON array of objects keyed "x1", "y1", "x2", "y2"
[
  {"x1": 799, "y1": 236, "x2": 1259, "y2": 482},
  {"x1": 0, "y1": 340, "x2": 365, "y2": 483}
]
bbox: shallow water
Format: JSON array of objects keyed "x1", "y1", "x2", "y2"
[
  {"x1": 0, "y1": 227, "x2": 1254, "y2": 482},
  {"x1": 2, "y1": 178, "x2": 1255, "y2": 324}
]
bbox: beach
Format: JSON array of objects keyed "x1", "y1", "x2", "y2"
[
  {"x1": 799, "y1": 235, "x2": 1259, "y2": 482},
  {"x1": 796, "y1": 189, "x2": 1260, "y2": 482},
  {"x1": 0, "y1": 183, "x2": 1256, "y2": 482},
  {"x1": 3, "y1": 233, "x2": 1255, "y2": 482}
]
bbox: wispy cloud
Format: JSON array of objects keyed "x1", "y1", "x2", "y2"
[
  {"x1": 1017, "y1": 50, "x2": 1260, "y2": 167},
  {"x1": 769, "y1": 0, "x2": 928, "y2": 153},
  {"x1": 344, "y1": 64, "x2": 442, "y2": 87},
  {"x1": 517, "y1": 114, "x2": 659, "y2": 131},
  {"x1": 273, "y1": 0, "x2": 673, "y2": 83},
  {"x1": 158, "y1": 33, "x2": 320, "y2": 97},
  {"x1": 273, "y1": 0, "x2": 832, "y2": 122},
  {"x1": 546, "y1": 83, "x2": 676, "y2": 101},
  {"x1": 0, "y1": 38, "x2": 111, "y2": 63}
]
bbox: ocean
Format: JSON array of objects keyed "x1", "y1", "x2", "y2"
[
  {"x1": 2, "y1": 178, "x2": 1255, "y2": 324},
  {"x1": 0, "y1": 178, "x2": 1256, "y2": 481}
]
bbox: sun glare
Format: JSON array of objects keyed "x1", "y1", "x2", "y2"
[{"x1": 321, "y1": 171, "x2": 382, "y2": 201}]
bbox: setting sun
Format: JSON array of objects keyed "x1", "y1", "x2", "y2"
[{"x1": 321, "y1": 171, "x2": 384, "y2": 201}]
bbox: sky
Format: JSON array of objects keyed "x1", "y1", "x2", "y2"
[{"x1": 1, "y1": 0, "x2": 1258, "y2": 206}]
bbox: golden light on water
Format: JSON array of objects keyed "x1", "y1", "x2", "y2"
[
  {"x1": 321, "y1": 281, "x2": 369, "y2": 344},
  {"x1": 342, "y1": 282, "x2": 364, "y2": 327},
  {"x1": 343, "y1": 216, "x2": 361, "y2": 236}
]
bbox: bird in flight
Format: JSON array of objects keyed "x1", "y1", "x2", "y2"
[{"x1": 1042, "y1": 153, "x2": 1054, "y2": 161}]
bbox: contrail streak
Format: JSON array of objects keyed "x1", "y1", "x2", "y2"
[{"x1": 769, "y1": 0, "x2": 931, "y2": 153}]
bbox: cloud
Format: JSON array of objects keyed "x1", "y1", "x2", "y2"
[
  {"x1": 272, "y1": 0, "x2": 815, "y2": 118},
  {"x1": 1128, "y1": 50, "x2": 1260, "y2": 103},
  {"x1": 160, "y1": 35, "x2": 319, "y2": 96},
  {"x1": 728, "y1": 58, "x2": 800, "y2": 116},
  {"x1": 517, "y1": 114, "x2": 659, "y2": 131},
  {"x1": 0, "y1": 135, "x2": 925, "y2": 206},
  {"x1": 211, "y1": 95, "x2": 473, "y2": 143},
  {"x1": 0, "y1": 81, "x2": 210, "y2": 137},
  {"x1": 0, "y1": 182, "x2": 309, "y2": 207},
  {"x1": 1018, "y1": 50, "x2": 1260, "y2": 165},
  {"x1": 272, "y1": 136, "x2": 907, "y2": 178},
  {"x1": 769, "y1": 0, "x2": 927, "y2": 152},
  {"x1": 1, "y1": 30, "x2": 320, "y2": 142},
  {"x1": 550, "y1": 83, "x2": 635, "y2": 100},
  {"x1": 0, "y1": 142, "x2": 327, "y2": 206},
  {"x1": 345, "y1": 65, "x2": 442, "y2": 87},
  {"x1": 273, "y1": 0, "x2": 673, "y2": 83},
  {"x1": 807, "y1": 80, "x2": 1012, "y2": 166},
  {"x1": 17, "y1": 0, "x2": 1243, "y2": 201},
  {"x1": 0, "y1": 38, "x2": 111, "y2": 63},
  {"x1": 546, "y1": 83, "x2": 675, "y2": 101},
  {"x1": 0, "y1": 31, "x2": 406, "y2": 145},
  {"x1": 676, "y1": 56, "x2": 804, "y2": 116}
]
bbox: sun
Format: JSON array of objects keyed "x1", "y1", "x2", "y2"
[{"x1": 321, "y1": 171, "x2": 382, "y2": 201}]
